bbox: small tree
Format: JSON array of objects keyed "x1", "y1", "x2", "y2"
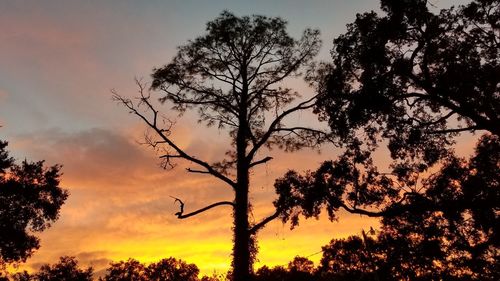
[
  {"x1": 146, "y1": 258, "x2": 199, "y2": 281},
  {"x1": 35, "y1": 256, "x2": 93, "y2": 281},
  {"x1": 102, "y1": 258, "x2": 199, "y2": 281},
  {"x1": 114, "y1": 11, "x2": 324, "y2": 280},
  {"x1": 0, "y1": 140, "x2": 68, "y2": 267},
  {"x1": 254, "y1": 256, "x2": 315, "y2": 281},
  {"x1": 316, "y1": 232, "x2": 384, "y2": 281},
  {"x1": 101, "y1": 259, "x2": 147, "y2": 281}
]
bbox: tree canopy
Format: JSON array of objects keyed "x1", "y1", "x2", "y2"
[
  {"x1": 274, "y1": 0, "x2": 499, "y2": 228},
  {"x1": 0, "y1": 141, "x2": 68, "y2": 267},
  {"x1": 318, "y1": 0, "x2": 499, "y2": 142},
  {"x1": 273, "y1": 0, "x2": 499, "y2": 278},
  {"x1": 35, "y1": 256, "x2": 93, "y2": 281},
  {"x1": 101, "y1": 258, "x2": 199, "y2": 281}
]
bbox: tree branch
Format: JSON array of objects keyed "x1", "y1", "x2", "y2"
[
  {"x1": 249, "y1": 209, "x2": 281, "y2": 235},
  {"x1": 186, "y1": 168, "x2": 211, "y2": 174},
  {"x1": 247, "y1": 94, "x2": 319, "y2": 160},
  {"x1": 339, "y1": 203, "x2": 387, "y2": 217},
  {"x1": 171, "y1": 196, "x2": 235, "y2": 219},
  {"x1": 113, "y1": 84, "x2": 236, "y2": 189},
  {"x1": 249, "y1": 156, "x2": 273, "y2": 168},
  {"x1": 427, "y1": 126, "x2": 481, "y2": 135}
]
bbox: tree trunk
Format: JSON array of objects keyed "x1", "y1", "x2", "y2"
[
  {"x1": 232, "y1": 182, "x2": 251, "y2": 281},
  {"x1": 233, "y1": 75, "x2": 252, "y2": 280},
  {"x1": 232, "y1": 120, "x2": 252, "y2": 280}
]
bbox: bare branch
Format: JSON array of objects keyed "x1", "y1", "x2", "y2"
[
  {"x1": 186, "y1": 168, "x2": 211, "y2": 174},
  {"x1": 249, "y1": 156, "x2": 273, "y2": 168},
  {"x1": 113, "y1": 84, "x2": 237, "y2": 189},
  {"x1": 249, "y1": 209, "x2": 281, "y2": 234},
  {"x1": 171, "y1": 196, "x2": 235, "y2": 219},
  {"x1": 247, "y1": 94, "x2": 319, "y2": 160}
]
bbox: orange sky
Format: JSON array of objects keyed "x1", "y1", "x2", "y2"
[
  {"x1": 0, "y1": 0, "x2": 474, "y2": 277},
  {"x1": 10, "y1": 124, "x2": 383, "y2": 276}
]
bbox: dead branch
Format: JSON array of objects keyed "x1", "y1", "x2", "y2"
[
  {"x1": 249, "y1": 209, "x2": 281, "y2": 234},
  {"x1": 171, "y1": 196, "x2": 235, "y2": 219},
  {"x1": 112, "y1": 82, "x2": 236, "y2": 189},
  {"x1": 249, "y1": 156, "x2": 273, "y2": 168}
]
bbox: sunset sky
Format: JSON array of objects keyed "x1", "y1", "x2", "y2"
[{"x1": 1, "y1": 0, "x2": 473, "y2": 277}]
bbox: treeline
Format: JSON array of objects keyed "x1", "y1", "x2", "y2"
[{"x1": 3, "y1": 222, "x2": 498, "y2": 281}]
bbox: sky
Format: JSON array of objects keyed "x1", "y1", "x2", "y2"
[{"x1": 0, "y1": 0, "x2": 474, "y2": 277}]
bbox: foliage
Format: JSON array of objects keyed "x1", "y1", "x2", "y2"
[
  {"x1": 8, "y1": 271, "x2": 32, "y2": 281},
  {"x1": 101, "y1": 258, "x2": 199, "y2": 281},
  {"x1": 6, "y1": 257, "x2": 93, "y2": 281},
  {"x1": 274, "y1": 132, "x2": 499, "y2": 280},
  {"x1": 146, "y1": 258, "x2": 199, "y2": 281},
  {"x1": 254, "y1": 256, "x2": 315, "y2": 281},
  {"x1": 100, "y1": 259, "x2": 147, "y2": 281},
  {"x1": 0, "y1": 141, "x2": 68, "y2": 266},
  {"x1": 376, "y1": 134, "x2": 499, "y2": 280},
  {"x1": 149, "y1": 11, "x2": 322, "y2": 150},
  {"x1": 316, "y1": 231, "x2": 382, "y2": 281},
  {"x1": 274, "y1": 0, "x2": 499, "y2": 232},
  {"x1": 273, "y1": 0, "x2": 499, "y2": 278},
  {"x1": 318, "y1": 0, "x2": 499, "y2": 146},
  {"x1": 35, "y1": 256, "x2": 93, "y2": 281}
]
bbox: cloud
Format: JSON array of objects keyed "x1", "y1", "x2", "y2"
[
  {"x1": 8, "y1": 126, "x2": 236, "y2": 270},
  {"x1": 5, "y1": 114, "x2": 383, "y2": 276}
]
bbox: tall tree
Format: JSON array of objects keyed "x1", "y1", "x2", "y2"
[
  {"x1": 114, "y1": 11, "x2": 324, "y2": 280},
  {"x1": 275, "y1": 0, "x2": 498, "y2": 226},
  {"x1": 274, "y1": 0, "x2": 499, "y2": 278},
  {"x1": 0, "y1": 140, "x2": 68, "y2": 267}
]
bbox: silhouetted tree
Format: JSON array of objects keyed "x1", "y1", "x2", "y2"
[
  {"x1": 273, "y1": 0, "x2": 499, "y2": 278},
  {"x1": 199, "y1": 274, "x2": 227, "y2": 281},
  {"x1": 253, "y1": 266, "x2": 288, "y2": 281},
  {"x1": 287, "y1": 256, "x2": 314, "y2": 275},
  {"x1": 146, "y1": 258, "x2": 199, "y2": 281},
  {"x1": 114, "y1": 11, "x2": 324, "y2": 280},
  {"x1": 318, "y1": 143, "x2": 500, "y2": 279},
  {"x1": 254, "y1": 256, "x2": 315, "y2": 281},
  {"x1": 101, "y1": 258, "x2": 200, "y2": 281},
  {"x1": 318, "y1": 0, "x2": 499, "y2": 142},
  {"x1": 376, "y1": 134, "x2": 499, "y2": 280},
  {"x1": 274, "y1": 116, "x2": 499, "y2": 280},
  {"x1": 275, "y1": 0, "x2": 499, "y2": 227},
  {"x1": 35, "y1": 256, "x2": 93, "y2": 281},
  {"x1": 9, "y1": 271, "x2": 33, "y2": 281},
  {"x1": 101, "y1": 259, "x2": 147, "y2": 281},
  {"x1": 0, "y1": 140, "x2": 68, "y2": 267},
  {"x1": 316, "y1": 231, "x2": 386, "y2": 281}
]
